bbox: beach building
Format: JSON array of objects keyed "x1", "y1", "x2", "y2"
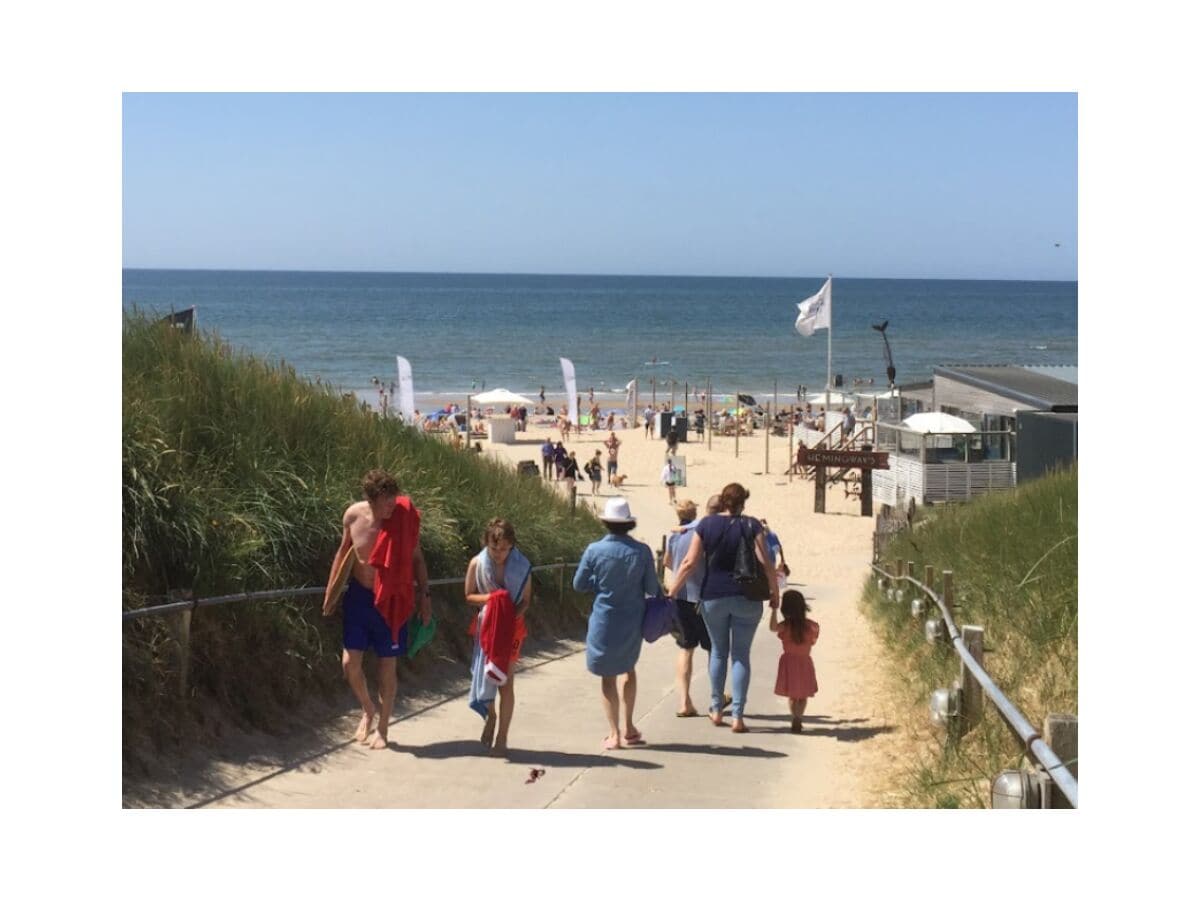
[{"x1": 872, "y1": 364, "x2": 1077, "y2": 507}]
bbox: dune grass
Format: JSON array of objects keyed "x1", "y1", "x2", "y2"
[
  {"x1": 863, "y1": 466, "x2": 1077, "y2": 807},
  {"x1": 123, "y1": 313, "x2": 603, "y2": 771}
]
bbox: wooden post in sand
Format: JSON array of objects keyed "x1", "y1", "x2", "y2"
[
  {"x1": 735, "y1": 388, "x2": 741, "y2": 458},
  {"x1": 707, "y1": 378, "x2": 713, "y2": 451},
  {"x1": 764, "y1": 401, "x2": 770, "y2": 474},
  {"x1": 651, "y1": 378, "x2": 657, "y2": 411},
  {"x1": 670, "y1": 379, "x2": 676, "y2": 412},
  {"x1": 788, "y1": 404, "x2": 795, "y2": 482}
]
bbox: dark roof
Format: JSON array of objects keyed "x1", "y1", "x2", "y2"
[{"x1": 934, "y1": 365, "x2": 1078, "y2": 411}]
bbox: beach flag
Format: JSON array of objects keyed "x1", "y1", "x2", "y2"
[
  {"x1": 395, "y1": 356, "x2": 416, "y2": 423},
  {"x1": 795, "y1": 278, "x2": 832, "y2": 336},
  {"x1": 625, "y1": 379, "x2": 636, "y2": 409},
  {"x1": 560, "y1": 358, "x2": 578, "y2": 424}
]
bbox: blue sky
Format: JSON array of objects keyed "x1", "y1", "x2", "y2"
[{"x1": 123, "y1": 93, "x2": 1077, "y2": 280}]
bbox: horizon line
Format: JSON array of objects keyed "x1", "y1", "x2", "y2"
[{"x1": 122, "y1": 266, "x2": 1078, "y2": 284}]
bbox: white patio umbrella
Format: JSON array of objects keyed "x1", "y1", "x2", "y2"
[
  {"x1": 470, "y1": 388, "x2": 536, "y2": 406},
  {"x1": 902, "y1": 411, "x2": 977, "y2": 434}
]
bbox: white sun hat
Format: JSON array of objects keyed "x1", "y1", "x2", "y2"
[{"x1": 599, "y1": 497, "x2": 637, "y2": 524}]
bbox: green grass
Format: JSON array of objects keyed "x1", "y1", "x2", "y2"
[
  {"x1": 123, "y1": 313, "x2": 603, "y2": 771},
  {"x1": 863, "y1": 466, "x2": 1077, "y2": 807}
]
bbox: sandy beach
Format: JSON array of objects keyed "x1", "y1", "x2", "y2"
[{"x1": 477, "y1": 419, "x2": 908, "y2": 801}]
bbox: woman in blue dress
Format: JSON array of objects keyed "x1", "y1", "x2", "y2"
[{"x1": 573, "y1": 498, "x2": 662, "y2": 750}]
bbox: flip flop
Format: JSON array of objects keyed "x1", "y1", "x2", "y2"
[
  {"x1": 603, "y1": 735, "x2": 621, "y2": 751},
  {"x1": 622, "y1": 730, "x2": 647, "y2": 746},
  {"x1": 675, "y1": 710, "x2": 700, "y2": 718}
]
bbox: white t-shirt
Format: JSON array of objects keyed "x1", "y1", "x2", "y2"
[{"x1": 660, "y1": 462, "x2": 676, "y2": 485}]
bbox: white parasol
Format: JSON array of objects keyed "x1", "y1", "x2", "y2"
[
  {"x1": 901, "y1": 411, "x2": 977, "y2": 434},
  {"x1": 470, "y1": 388, "x2": 537, "y2": 406}
]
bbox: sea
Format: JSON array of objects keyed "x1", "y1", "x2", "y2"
[{"x1": 122, "y1": 270, "x2": 1077, "y2": 408}]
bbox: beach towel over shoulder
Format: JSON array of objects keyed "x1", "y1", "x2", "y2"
[{"x1": 367, "y1": 496, "x2": 421, "y2": 644}]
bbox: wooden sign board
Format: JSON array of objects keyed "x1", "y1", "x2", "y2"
[{"x1": 798, "y1": 448, "x2": 890, "y2": 470}]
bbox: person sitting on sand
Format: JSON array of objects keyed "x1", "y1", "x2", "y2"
[
  {"x1": 464, "y1": 518, "x2": 533, "y2": 756},
  {"x1": 323, "y1": 469, "x2": 431, "y2": 750},
  {"x1": 573, "y1": 498, "x2": 662, "y2": 749}
]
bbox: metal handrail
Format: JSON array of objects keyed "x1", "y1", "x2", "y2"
[
  {"x1": 122, "y1": 561, "x2": 580, "y2": 622},
  {"x1": 871, "y1": 563, "x2": 1079, "y2": 809}
]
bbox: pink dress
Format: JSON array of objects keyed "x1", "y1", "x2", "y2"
[{"x1": 774, "y1": 619, "x2": 819, "y2": 699}]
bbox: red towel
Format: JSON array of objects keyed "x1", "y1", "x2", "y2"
[
  {"x1": 478, "y1": 589, "x2": 526, "y2": 684},
  {"x1": 367, "y1": 496, "x2": 422, "y2": 644}
]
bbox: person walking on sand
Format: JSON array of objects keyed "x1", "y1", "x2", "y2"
[
  {"x1": 539, "y1": 385, "x2": 545, "y2": 404},
  {"x1": 604, "y1": 431, "x2": 621, "y2": 484},
  {"x1": 464, "y1": 519, "x2": 533, "y2": 756},
  {"x1": 664, "y1": 496, "x2": 722, "y2": 717},
  {"x1": 541, "y1": 437, "x2": 555, "y2": 480},
  {"x1": 585, "y1": 450, "x2": 603, "y2": 496},
  {"x1": 323, "y1": 469, "x2": 431, "y2": 750},
  {"x1": 573, "y1": 498, "x2": 662, "y2": 749},
  {"x1": 669, "y1": 482, "x2": 779, "y2": 733},
  {"x1": 769, "y1": 590, "x2": 819, "y2": 733},
  {"x1": 553, "y1": 441, "x2": 567, "y2": 480},
  {"x1": 562, "y1": 450, "x2": 582, "y2": 484},
  {"x1": 644, "y1": 404, "x2": 655, "y2": 438},
  {"x1": 660, "y1": 457, "x2": 679, "y2": 504}
]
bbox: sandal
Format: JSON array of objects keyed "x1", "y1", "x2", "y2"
[
  {"x1": 675, "y1": 709, "x2": 700, "y2": 718},
  {"x1": 730, "y1": 720, "x2": 749, "y2": 734},
  {"x1": 709, "y1": 711, "x2": 727, "y2": 727},
  {"x1": 603, "y1": 734, "x2": 621, "y2": 751}
]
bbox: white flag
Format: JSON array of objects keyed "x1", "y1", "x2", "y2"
[
  {"x1": 795, "y1": 277, "x2": 832, "y2": 336},
  {"x1": 560, "y1": 357, "x2": 578, "y2": 424},
  {"x1": 625, "y1": 378, "x2": 636, "y2": 409},
  {"x1": 395, "y1": 356, "x2": 416, "y2": 423}
]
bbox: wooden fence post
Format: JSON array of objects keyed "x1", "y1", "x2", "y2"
[
  {"x1": 1044, "y1": 713, "x2": 1078, "y2": 808},
  {"x1": 924, "y1": 564, "x2": 935, "y2": 595},
  {"x1": 177, "y1": 606, "x2": 192, "y2": 701},
  {"x1": 764, "y1": 402, "x2": 770, "y2": 474},
  {"x1": 557, "y1": 557, "x2": 565, "y2": 605},
  {"x1": 960, "y1": 624, "x2": 984, "y2": 732}
]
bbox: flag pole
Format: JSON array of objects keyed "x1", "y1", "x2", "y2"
[{"x1": 825, "y1": 273, "x2": 833, "y2": 414}]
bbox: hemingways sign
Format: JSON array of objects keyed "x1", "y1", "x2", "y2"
[{"x1": 797, "y1": 448, "x2": 890, "y2": 470}]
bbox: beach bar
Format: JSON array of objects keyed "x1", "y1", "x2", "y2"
[{"x1": 872, "y1": 365, "x2": 1077, "y2": 507}]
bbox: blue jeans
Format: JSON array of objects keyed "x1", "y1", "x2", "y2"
[{"x1": 699, "y1": 595, "x2": 763, "y2": 719}]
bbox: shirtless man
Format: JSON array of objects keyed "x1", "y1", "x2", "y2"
[{"x1": 324, "y1": 469, "x2": 430, "y2": 749}]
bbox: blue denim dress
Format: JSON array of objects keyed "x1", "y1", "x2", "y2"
[{"x1": 573, "y1": 534, "x2": 661, "y2": 676}]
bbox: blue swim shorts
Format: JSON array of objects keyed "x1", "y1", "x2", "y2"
[{"x1": 343, "y1": 578, "x2": 408, "y2": 658}]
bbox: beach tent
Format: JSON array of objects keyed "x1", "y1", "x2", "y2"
[
  {"x1": 902, "y1": 411, "x2": 976, "y2": 434},
  {"x1": 471, "y1": 388, "x2": 536, "y2": 406}
]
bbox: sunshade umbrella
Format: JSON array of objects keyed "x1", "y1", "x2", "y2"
[
  {"x1": 737, "y1": 393, "x2": 757, "y2": 406},
  {"x1": 902, "y1": 411, "x2": 976, "y2": 434},
  {"x1": 471, "y1": 388, "x2": 536, "y2": 406}
]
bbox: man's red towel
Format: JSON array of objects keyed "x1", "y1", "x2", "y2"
[
  {"x1": 478, "y1": 589, "x2": 526, "y2": 685},
  {"x1": 367, "y1": 496, "x2": 421, "y2": 644}
]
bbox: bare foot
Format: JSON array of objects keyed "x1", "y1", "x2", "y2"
[
  {"x1": 730, "y1": 719, "x2": 749, "y2": 734},
  {"x1": 480, "y1": 717, "x2": 496, "y2": 748},
  {"x1": 709, "y1": 711, "x2": 726, "y2": 727},
  {"x1": 490, "y1": 741, "x2": 508, "y2": 757},
  {"x1": 368, "y1": 729, "x2": 389, "y2": 750},
  {"x1": 353, "y1": 708, "x2": 377, "y2": 743}
]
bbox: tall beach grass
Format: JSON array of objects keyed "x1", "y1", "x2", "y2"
[
  {"x1": 123, "y1": 313, "x2": 603, "y2": 771},
  {"x1": 864, "y1": 467, "x2": 1077, "y2": 807}
]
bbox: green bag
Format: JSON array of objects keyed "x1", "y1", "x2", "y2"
[{"x1": 406, "y1": 613, "x2": 438, "y2": 659}]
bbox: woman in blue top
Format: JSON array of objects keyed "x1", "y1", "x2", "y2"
[
  {"x1": 573, "y1": 497, "x2": 662, "y2": 750},
  {"x1": 670, "y1": 482, "x2": 779, "y2": 733}
]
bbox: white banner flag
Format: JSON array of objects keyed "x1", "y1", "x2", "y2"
[
  {"x1": 625, "y1": 378, "x2": 636, "y2": 409},
  {"x1": 560, "y1": 357, "x2": 578, "y2": 424},
  {"x1": 395, "y1": 356, "x2": 416, "y2": 423},
  {"x1": 795, "y1": 277, "x2": 832, "y2": 336}
]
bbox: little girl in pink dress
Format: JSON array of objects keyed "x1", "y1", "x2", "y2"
[{"x1": 769, "y1": 590, "x2": 819, "y2": 733}]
